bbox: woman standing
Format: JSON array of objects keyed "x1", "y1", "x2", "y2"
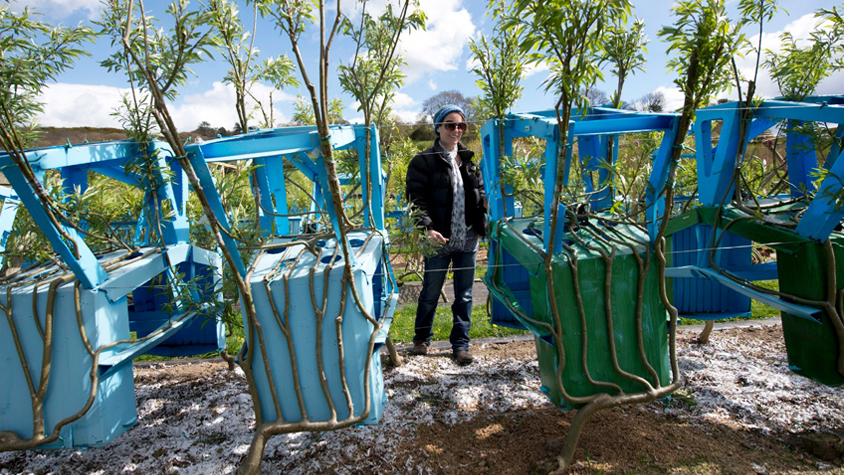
[{"x1": 405, "y1": 104, "x2": 486, "y2": 365}]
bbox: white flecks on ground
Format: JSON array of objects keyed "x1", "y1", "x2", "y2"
[
  {"x1": 1, "y1": 325, "x2": 842, "y2": 474},
  {"x1": 660, "y1": 330, "x2": 844, "y2": 436}
]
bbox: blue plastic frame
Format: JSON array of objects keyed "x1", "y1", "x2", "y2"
[
  {"x1": 480, "y1": 107, "x2": 682, "y2": 328},
  {"x1": 0, "y1": 139, "x2": 225, "y2": 449},
  {"x1": 186, "y1": 124, "x2": 398, "y2": 426}
]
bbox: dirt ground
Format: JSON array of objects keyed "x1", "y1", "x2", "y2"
[
  {"x1": 1, "y1": 324, "x2": 843, "y2": 475},
  {"x1": 400, "y1": 335, "x2": 840, "y2": 475}
]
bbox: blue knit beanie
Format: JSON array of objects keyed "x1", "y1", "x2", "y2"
[{"x1": 432, "y1": 104, "x2": 466, "y2": 137}]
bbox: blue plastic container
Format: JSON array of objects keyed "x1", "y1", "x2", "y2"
[
  {"x1": 671, "y1": 224, "x2": 752, "y2": 320},
  {"x1": 245, "y1": 231, "x2": 396, "y2": 425},
  {"x1": 0, "y1": 275, "x2": 136, "y2": 449},
  {"x1": 0, "y1": 245, "x2": 222, "y2": 448}
]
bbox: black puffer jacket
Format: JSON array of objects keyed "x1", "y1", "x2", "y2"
[{"x1": 405, "y1": 139, "x2": 486, "y2": 238}]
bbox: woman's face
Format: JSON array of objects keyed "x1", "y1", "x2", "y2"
[{"x1": 437, "y1": 111, "x2": 466, "y2": 150}]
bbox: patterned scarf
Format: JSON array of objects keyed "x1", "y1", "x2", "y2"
[{"x1": 447, "y1": 148, "x2": 467, "y2": 249}]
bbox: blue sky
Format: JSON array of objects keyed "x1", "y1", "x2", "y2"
[{"x1": 17, "y1": 0, "x2": 843, "y2": 132}]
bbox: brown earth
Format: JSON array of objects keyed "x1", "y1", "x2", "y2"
[
  {"x1": 383, "y1": 332, "x2": 843, "y2": 475},
  {"x1": 393, "y1": 346, "x2": 811, "y2": 475}
]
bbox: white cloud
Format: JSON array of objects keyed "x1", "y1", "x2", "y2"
[
  {"x1": 345, "y1": 92, "x2": 420, "y2": 123},
  {"x1": 465, "y1": 56, "x2": 480, "y2": 72},
  {"x1": 653, "y1": 85, "x2": 685, "y2": 112},
  {"x1": 399, "y1": 0, "x2": 476, "y2": 83},
  {"x1": 168, "y1": 82, "x2": 295, "y2": 131},
  {"x1": 391, "y1": 92, "x2": 418, "y2": 109},
  {"x1": 37, "y1": 81, "x2": 295, "y2": 131},
  {"x1": 523, "y1": 61, "x2": 549, "y2": 79},
  {"x1": 814, "y1": 70, "x2": 844, "y2": 96},
  {"x1": 389, "y1": 92, "x2": 420, "y2": 122},
  {"x1": 346, "y1": 101, "x2": 363, "y2": 124},
  {"x1": 343, "y1": 0, "x2": 389, "y2": 22},
  {"x1": 392, "y1": 109, "x2": 420, "y2": 123},
  {"x1": 13, "y1": 0, "x2": 101, "y2": 20},
  {"x1": 427, "y1": 79, "x2": 438, "y2": 90},
  {"x1": 735, "y1": 13, "x2": 835, "y2": 99},
  {"x1": 38, "y1": 83, "x2": 129, "y2": 128}
]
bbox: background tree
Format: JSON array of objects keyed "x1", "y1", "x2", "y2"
[
  {"x1": 420, "y1": 89, "x2": 478, "y2": 125},
  {"x1": 581, "y1": 86, "x2": 610, "y2": 106},
  {"x1": 407, "y1": 116, "x2": 436, "y2": 141},
  {"x1": 195, "y1": 120, "x2": 216, "y2": 136},
  {"x1": 633, "y1": 90, "x2": 665, "y2": 111}
]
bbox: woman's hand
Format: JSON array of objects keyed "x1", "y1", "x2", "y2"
[{"x1": 427, "y1": 229, "x2": 448, "y2": 244}]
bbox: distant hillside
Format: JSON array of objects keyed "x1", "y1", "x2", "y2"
[
  {"x1": 33, "y1": 127, "x2": 220, "y2": 148},
  {"x1": 36, "y1": 126, "x2": 130, "y2": 147}
]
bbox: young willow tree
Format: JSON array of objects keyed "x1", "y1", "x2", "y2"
[
  {"x1": 0, "y1": 6, "x2": 95, "y2": 263},
  {"x1": 764, "y1": 12, "x2": 843, "y2": 101},
  {"x1": 501, "y1": 2, "x2": 690, "y2": 474},
  {"x1": 209, "y1": 0, "x2": 300, "y2": 131},
  {"x1": 253, "y1": 55, "x2": 299, "y2": 128},
  {"x1": 338, "y1": 0, "x2": 424, "y2": 228},
  {"x1": 208, "y1": 0, "x2": 259, "y2": 134},
  {"x1": 600, "y1": 15, "x2": 647, "y2": 204},
  {"x1": 291, "y1": 94, "x2": 344, "y2": 125},
  {"x1": 471, "y1": 0, "x2": 527, "y2": 218},
  {"x1": 237, "y1": 0, "x2": 413, "y2": 472},
  {"x1": 493, "y1": 0, "x2": 745, "y2": 472},
  {"x1": 603, "y1": 17, "x2": 647, "y2": 110},
  {"x1": 99, "y1": 0, "x2": 259, "y2": 378},
  {"x1": 0, "y1": 5, "x2": 97, "y2": 451}
]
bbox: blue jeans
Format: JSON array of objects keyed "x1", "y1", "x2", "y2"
[{"x1": 414, "y1": 248, "x2": 477, "y2": 352}]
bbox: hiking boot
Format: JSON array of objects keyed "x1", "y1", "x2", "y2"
[
  {"x1": 454, "y1": 350, "x2": 474, "y2": 366},
  {"x1": 408, "y1": 342, "x2": 428, "y2": 356}
]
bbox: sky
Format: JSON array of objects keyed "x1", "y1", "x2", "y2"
[{"x1": 14, "y1": 0, "x2": 844, "y2": 132}]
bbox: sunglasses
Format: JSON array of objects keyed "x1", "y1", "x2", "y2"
[{"x1": 441, "y1": 121, "x2": 468, "y2": 132}]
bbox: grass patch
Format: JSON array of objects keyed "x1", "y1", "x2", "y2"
[{"x1": 389, "y1": 302, "x2": 528, "y2": 344}]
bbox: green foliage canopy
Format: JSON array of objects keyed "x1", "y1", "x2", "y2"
[
  {"x1": 470, "y1": 0, "x2": 527, "y2": 122},
  {"x1": 0, "y1": 5, "x2": 95, "y2": 150}
]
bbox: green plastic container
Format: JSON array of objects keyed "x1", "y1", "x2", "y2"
[
  {"x1": 688, "y1": 206, "x2": 844, "y2": 387},
  {"x1": 490, "y1": 218, "x2": 671, "y2": 409},
  {"x1": 777, "y1": 234, "x2": 844, "y2": 387}
]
